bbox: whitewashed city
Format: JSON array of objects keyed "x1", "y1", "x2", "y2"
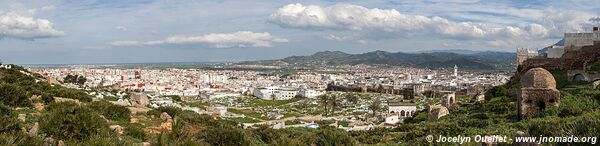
[
  {"x1": 1, "y1": 0, "x2": 599, "y2": 145},
  {"x1": 29, "y1": 64, "x2": 510, "y2": 129}
]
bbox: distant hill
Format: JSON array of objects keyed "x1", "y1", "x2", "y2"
[{"x1": 241, "y1": 50, "x2": 516, "y2": 70}]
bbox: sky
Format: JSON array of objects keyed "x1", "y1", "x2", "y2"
[{"x1": 0, "y1": 0, "x2": 599, "y2": 64}]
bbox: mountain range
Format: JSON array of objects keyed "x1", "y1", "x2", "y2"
[{"x1": 242, "y1": 50, "x2": 516, "y2": 70}]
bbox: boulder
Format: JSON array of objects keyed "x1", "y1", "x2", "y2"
[
  {"x1": 33, "y1": 103, "x2": 45, "y2": 111},
  {"x1": 18, "y1": 114, "x2": 26, "y2": 122},
  {"x1": 53, "y1": 97, "x2": 80, "y2": 104},
  {"x1": 160, "y1": 112, "x2": 172, "y2": 121},
  {"x1": 28, "y1": 122, "x2": 39, "y2": 136},
  {"x1": 109, "y1": 125, "x2": 124, "y2": 135},
  {"x1": 160, "y1": 121, "x2": 172, "y2": 132}
]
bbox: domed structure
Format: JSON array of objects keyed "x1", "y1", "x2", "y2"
[
  {"x1": 518, "y1": 67, "x2": 560, "y2": 120},
  {"x1": 520, "y1": 68, "x2": 556, "y2": 89}
]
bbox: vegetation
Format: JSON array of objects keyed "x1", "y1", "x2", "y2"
[
  {"x1": 40, "y1": 102, "x2": 109, "y2": 141},
  {"x1": 63, "y1": 74, "x2": 86, "y2": 85},
  {"x1": 87, "y1": 100, "x2": 131, "y2": 121}
]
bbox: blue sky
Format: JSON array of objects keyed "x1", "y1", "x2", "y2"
[{"x1": 0, "y1": 0, "x2": 598, "y2": 64}]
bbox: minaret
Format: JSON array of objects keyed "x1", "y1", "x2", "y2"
[{"x1": 453, "y1": 65, "x2": 458, "y2": 77}]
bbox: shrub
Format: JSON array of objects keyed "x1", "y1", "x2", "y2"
[
  {"x1": 0, "y1": 132, "x2": 45, "y2": 145},
  {"x1": 125, "y1": 124, "x2": 147, "y2": 141},
  {"x1": 315, "y1": 127, "x2": 357, "y2": 146},
  {"x1": 147, "y1": 106, "x2": 182, "y2": 118},
  {"x1": 40, "y1": 102, "x2": 109, "y2": 141},
  {"x1": 0, "y1": 83, "x2": 31, "y2": 107},
  {"x1": 197, "y1": 126, "x2": 250, "y2": 146},
  {"x1": 87, "y1": 100, "x2": 131, "y2": 121},
  {"x1": 0, "y1": 104, "x2": 20, "y2": 133}
]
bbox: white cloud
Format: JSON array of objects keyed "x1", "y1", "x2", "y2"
[
  {"x1": 0, "y1": 13, "x2": 64, "y2": 40},
  {"x1": 322, "y1": 34, "x2": 345, "y2": 41},
  {"x1": 41, "y1": 5, "x2": 56, "y2": 11},
  {"x1": 268, "y1": 3, "x2": 551, "y2": 39},
  {"x1": 110, "y1": 31, "x2": 288, "y2": 48},
  {"x1": 116, "y1": 26, "x2": 128, "y2": 31}
]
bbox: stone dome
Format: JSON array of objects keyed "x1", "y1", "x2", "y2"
[{"x1": 520, "y1": 68, "x2": 556, "y2": 88}]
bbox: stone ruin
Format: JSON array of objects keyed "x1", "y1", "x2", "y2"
[
  {"x1": 131, "y1": 92, "x2": 149, "y2": 107},
  {"x1": 471, "y1": 91, "x2": 485, "y2": 103},
  {"x1": 518, "y1": 68, "x2": 560, "y2": 120},
  {"x1": 440, "y1": 91, "x2": 457, "y2": 109},
  {"x1": 428, "y1": 104, "x2": 449, "y2": 121}
]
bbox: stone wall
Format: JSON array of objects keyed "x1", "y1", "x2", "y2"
[{"x1": 513, "y1": 43, "x2": 600, "y2": 83}]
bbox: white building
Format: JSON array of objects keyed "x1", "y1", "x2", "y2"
[
  {"x1": 387, "y1": 100, "x2": 417, "y2": 118},
  {"x1": 547, "y1": 45, "x2": 565, "y2": 58},
  {"x1": 201, "y1": 74, "x2": 228, "y2": 83},
  {"x1": 298, "y1": 89, "x2": 326, "y2": 98},
  {"x1": 253, "y1": 86, "x2": 299, "y2": 100}
]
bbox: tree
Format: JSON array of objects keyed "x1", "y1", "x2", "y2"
[
  {"x1": 345, "y1": 93, "x2": 358, "y2": 105},
  {"x1": 329, "y1": 94, "x2": 340, "y2": 115},
  {"x1": 369, "y1": 98, "x2": 381, "y2": 117},
  {"x1": 318, "y1": 94, "x2": 330, "y2": 116},
  {"x1": 63, "y1": 74, "x2": 87, "y2": 86},
  {"x1": 77, "y1": 76, "x2": 87, "y2": 86}
]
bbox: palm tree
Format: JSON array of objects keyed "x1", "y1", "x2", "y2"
[
  {"x1": 318, "y1": 94, "x2": 330, "y2": 116},
  {"x1": 345, "y1": 93, "x2": 358, "y2": 105},
  {"x1": 329, "y1": 94, "x2": 340, "y2": 115}
]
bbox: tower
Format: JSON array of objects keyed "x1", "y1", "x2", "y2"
[{"x1": 453, "y1": 65, "x2": 458, "y2": 77}]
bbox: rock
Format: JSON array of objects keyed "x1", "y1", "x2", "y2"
[
  {"x1": 109, "y1": 125, "x2": 124, "y2": 135},
  {"x1": 30, "y1": 95, "x2": 41, "y2": 100},
  {"x1": 53, "y1": 97, "x2": 80, "y2": 104},
  {"x1": 594, "y1": 80, "x2": 600, "y2": 89},
  {"x1": 99, "y1": 115, "x2": 110, "y2": 123},
  {"x1": 131, "y1": 92, "x2": 149, "y2": 107},
  {"x1": 160, "y1": 121, "x2": 173, "y2": 131},
  {"x1": 18, "y1": 114, "x2": 26, "y2": 122},
  {"x1": 44, "y1": 137, "x2": 55, "y2": 145},
  {"x1": 472, "y1": 92, "x2": 485, "y2": 103},
  {"x1": 160, "y1": 112, "x2": 172, "y2": 121},
  {"x1": 513, "y1": 131, "x2": 539, "y2": 146},
  {"x1": 130, "y1": 117, "x2": 139, "y2": 123},
  {"x1": 142, "y1": 142, "x2": 151, "y2": 146},
  {"x1": 33, "y1": 103, "x2": 45, "y2": 111},
  {"x1": 428, "y1": 105, "x2": 449, "y2": 121},
  {"x1": 28, "y1": 122, "x2": 39, "y2": 136}
]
